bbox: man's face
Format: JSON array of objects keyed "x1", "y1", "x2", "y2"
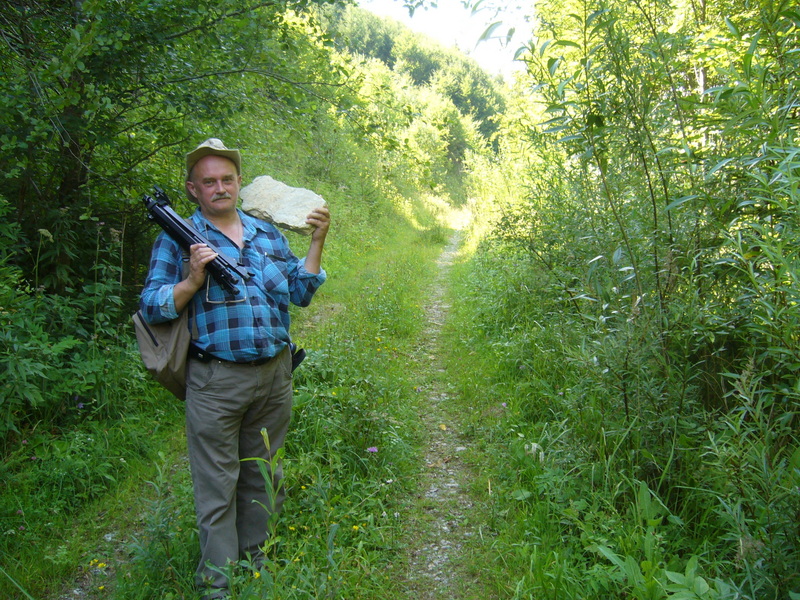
[{"x1": 186, "y1": 155, "x2": 241, "y2": 219}]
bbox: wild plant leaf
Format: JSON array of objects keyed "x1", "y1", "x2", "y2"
[
  {"x1": 478, "y1": 22, "x2": 503, "y2": 43},
  {"x1": 743, "y1": 33, "x2": 762, "y2": 78},
  {"x1": 552, "y1": 39, "x2": 581, "y2": 50},
  {"x1": 512, "y1": 489, "x2": 532, "y2": 501},
  {"x1": 665, "y1": 195, "x2": 698, "y2": 211},
  {"x1": 594, "y1": 545, "x2": 626, "y2": 570},
  {"x1": 724, "y1": 17, "x2": 741, "y2": 39}
]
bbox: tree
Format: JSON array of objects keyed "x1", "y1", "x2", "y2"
[
  {"x1": 0, "y1": 0, "x2": 344, "y2": 294},
  {"x1": 324, "y1": 5, "x2": 506, "y2": 144}
]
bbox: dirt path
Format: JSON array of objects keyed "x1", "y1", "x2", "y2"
[{"x1": 399, "y1": 231, "x2": 493, "y2": 600}]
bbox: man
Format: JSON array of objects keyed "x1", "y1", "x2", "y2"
[{"x1": 139, "y1": 138, "x2": 329, "y2": 598}]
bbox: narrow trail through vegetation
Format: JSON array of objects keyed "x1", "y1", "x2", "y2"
[{"x1": 399, "y1": 231, "x2": 491, "y2": 600}]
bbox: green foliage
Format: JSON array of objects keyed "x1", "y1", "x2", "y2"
[
  {"x1": 442, "y1": 0, "x2": 800, "y2": 597},
  {"x1": 324, "y1": 4, "x2": 506, "y2": 142},
  {"x1": 0, "y1": 0, "x2": 348, "y2": 298},
  {"x1": 0, "y1": 197, "x2": 141, "y2": 439},
  {"x1": 441, "y1": 235, "x2": 800, "y2": 598},
  {"x1": 492, "y1": 0, "x2": 800, "y2": 418},
  {"x1": 117, "y1": 453, "x2": 201, "y2": 595},
  {"x1": 322, "y1": 4, "x2": 404, "y2": 66}
]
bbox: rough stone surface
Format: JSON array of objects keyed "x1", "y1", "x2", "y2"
[{"x1": 240, "y1": 175, "x2": 327, "y2": 235}]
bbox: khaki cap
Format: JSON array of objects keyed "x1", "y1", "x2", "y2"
[{"x1": 185, "y1": 138, "x2": 241, "y2": 178}]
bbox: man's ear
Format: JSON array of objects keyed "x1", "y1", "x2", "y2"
[{"x1": 185, "y1": 181, "x2": 199, "y2": 204}]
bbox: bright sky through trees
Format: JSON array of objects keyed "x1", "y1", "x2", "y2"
[{"x1": 357, "y1": 0, "x2": 532, "y2": 78}]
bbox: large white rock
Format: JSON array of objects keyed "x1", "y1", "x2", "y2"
[{"x1": 240, "y1": 175, "x2": 327, "y2": 235}]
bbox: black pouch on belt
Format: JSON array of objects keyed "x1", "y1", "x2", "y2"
[{"x1": 290, "y1": 343, "x2": 306, "y2": 372}]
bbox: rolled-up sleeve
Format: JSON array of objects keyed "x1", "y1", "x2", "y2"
[
  {"x1": 139, "y1": 232, "x2": 183, "y2": 324},
  {"x1": 289, "y1": 259, "x2": 327, "y2": 307}
]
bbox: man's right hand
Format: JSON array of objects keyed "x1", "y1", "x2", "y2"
[
  {"x1": 187, "y1": 243, "x2": 218, "y2": 289},
  {"x1": 172, "y1": 243, "x2": 217, "y2": 313}
]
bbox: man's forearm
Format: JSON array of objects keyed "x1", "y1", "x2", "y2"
[
  {"x1": 304, "y1": 239, "x2": 325, "y2": 274},
  {"x1": 173, "y1": 277, "x2": 203, "y2": 314}
]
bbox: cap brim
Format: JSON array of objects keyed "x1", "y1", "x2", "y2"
[{"x1": 186, "y1": 147, "x2": 241, "y2": 178}]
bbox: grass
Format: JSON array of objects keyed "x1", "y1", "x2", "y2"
[
  {"x1": 0, "y1": 189, "x2": 453, "y2": 599},
  {"x1": 434, "y1": 218, "x2": 800, "y2": 600},
  {"x1": 5, "y1": 162, "x2": 796, "y2": 599},
  {"x1": 0, "y1": 376, "x2": 186, "y2": 597}
]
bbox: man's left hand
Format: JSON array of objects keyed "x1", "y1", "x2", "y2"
[{"x1": 306, "y1": 207, "x2": 331, "y2": 242}]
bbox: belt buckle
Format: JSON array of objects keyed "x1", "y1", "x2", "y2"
[{"x1": 239, "y1": 356, "x2": 269, "y2": 366}]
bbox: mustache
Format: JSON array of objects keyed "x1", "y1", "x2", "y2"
[{"x1": 213, "y1": 192, "x2": 232, "y2": 200}]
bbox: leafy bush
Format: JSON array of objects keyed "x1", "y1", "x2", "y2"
[{"x1": 0, "y1": 197, "x2": 147, "y2": 441}]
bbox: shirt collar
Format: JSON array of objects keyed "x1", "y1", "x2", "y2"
[{"x1": 191, "y1": 208, "x2": 264, "y2": 243}]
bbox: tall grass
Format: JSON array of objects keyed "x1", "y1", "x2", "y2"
[
  {"x1": 438, "y1": 0, "x2": 800, "y2": 592},
  {"x1": 440, "y1": 228, "x2": 799, "y2": 599},
  {"x1": 0, "y1": 175, "x2": 453, "y2": 600},
  {"x1": 107, "y1": 199, "x2": 448, "y2": 599}
]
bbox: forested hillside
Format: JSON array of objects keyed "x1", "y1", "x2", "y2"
[{"x1": 1, "y1": 0, "x2": 798, "y2": 598}]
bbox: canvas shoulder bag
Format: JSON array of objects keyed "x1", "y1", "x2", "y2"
[{"x1": 133, "y1": 247, "x2": 196, "y2": 400}]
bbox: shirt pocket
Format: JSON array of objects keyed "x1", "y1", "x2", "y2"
[
  {"x1": 260, "y1": 252, "x2": 290, "y2": 295},
  {"x1": 202, "y1": 277, "x2": 245, "y2": 304}
]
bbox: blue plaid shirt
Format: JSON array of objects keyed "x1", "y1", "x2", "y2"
[{"x1": 139, "y1": 208, "x2": 326, "y2": 362}]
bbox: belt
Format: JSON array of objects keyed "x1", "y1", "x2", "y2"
[{"x1": 188, "y1": 344, "x2": 272, "y2": 366}]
